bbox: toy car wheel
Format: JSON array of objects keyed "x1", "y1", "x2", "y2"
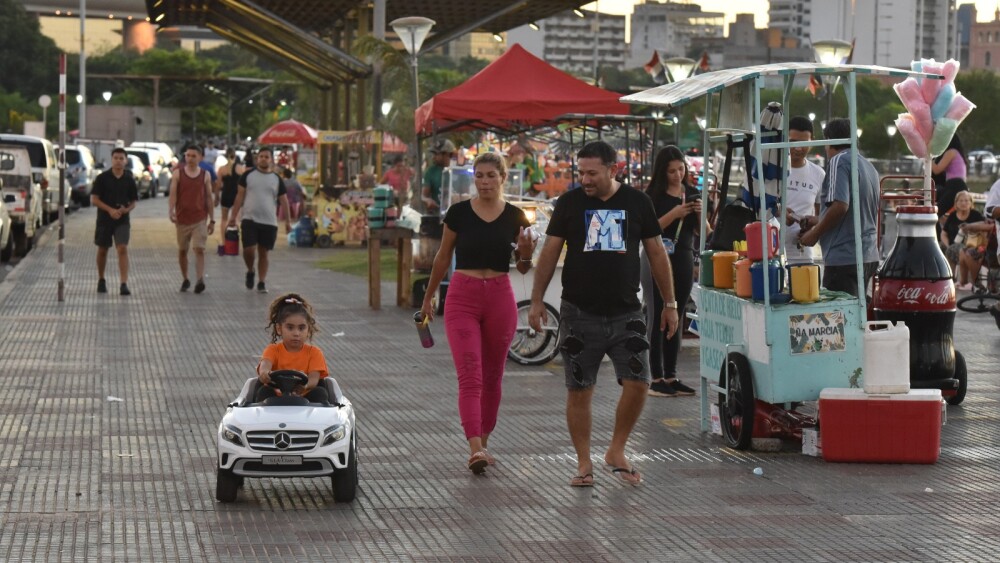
[
  {"x1": 331, "y1": 432, "x2": 358, "y2": 503},
  {"x1": 216, "y1": 466, "x2": 240, "y2": 503},
  {"x1": 947, "y1": 351, "x2": 968, "y2": 406},
  {"x1": 718, "y1": 352, "x2": 755, "y2": 450},
  {"x1": 508, "y1": 300, "x2": 560, "y2": 366}
]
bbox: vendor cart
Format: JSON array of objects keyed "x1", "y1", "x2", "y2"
[{"x1": 623, "y1": 62, "x2": 945, "y2": 449}]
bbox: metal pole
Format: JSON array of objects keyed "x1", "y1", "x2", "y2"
[
  {"x1": 411, "y1": 50, "x2": 421, "y2": 211},
  {"x1": 58, "y1": 54, "x2": 67, "y2": 302},
  {"x1": 372, "y1": 0, "x2": 385, "y2": 128},
  {"x1": 79, "y1": 0, "x2": 86, "y2": 138},
  {"x1": 152, "y1": 76, "x2": 159, "y2": 142},
  {"x1": 847, "y1": 72, "x2": 867, "y2": 318}
]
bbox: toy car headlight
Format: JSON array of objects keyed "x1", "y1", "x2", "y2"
[
  {"x1": 322, "y1": 424, "x2": 346, "y2": 446},
  {"x1": 221, "y1": 424, "x2": 243, "y2": 446}
]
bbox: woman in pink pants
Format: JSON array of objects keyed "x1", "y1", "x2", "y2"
[{"x1": 421, "y1": 151, "x2": 536, "y2": 474}]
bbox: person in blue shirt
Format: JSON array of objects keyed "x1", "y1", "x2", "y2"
[{"x1": 798, "y1": 118, "x2": 881, "y2": 296}]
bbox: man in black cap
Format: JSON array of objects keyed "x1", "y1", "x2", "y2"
[{"x1": 422, "y1": 138, "x2": 455, "y2": 213}]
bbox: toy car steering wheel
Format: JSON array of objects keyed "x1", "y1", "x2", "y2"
[{"x1": 267, "y1": 370, "x2": 309, "y2": 396}]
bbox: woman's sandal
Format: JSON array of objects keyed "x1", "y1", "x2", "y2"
[
  {"x1": 481, "y1": 449, "x2": 496, "y2": 466},
  {"x1": 468, "y1": 451, "x2": 489, "y2": 474}
]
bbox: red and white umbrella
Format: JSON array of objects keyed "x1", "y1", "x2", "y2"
[{"x1": 258, "y1": 119, "x2": 318, "y2": 147}]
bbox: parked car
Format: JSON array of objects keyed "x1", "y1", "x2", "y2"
[
  {"x1": 64, "y1": 144, "x2": 97, "y2": 207},
  {"x1": 0, "y1": 144, "x2": 43, "y2": 258},
  {"x1": 130, "y1": 142, "x2": 175, "y2": 189},
  {"x1": 0, "y1": 134, "x2": 71, "y2": 222},
  {"x1": 967, "y1": 150, "x2": 997, "y2": 176},
  {"x1": 130, "y1": 141, "x2": 176, "y2": 167},
  {"x1": 124, "y1": 148, "x2": 165, "y2": 196},
  {"x1": 124, "y1": 154, "x2": 154, "y2": 199}
]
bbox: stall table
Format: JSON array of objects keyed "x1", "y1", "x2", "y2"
[{"x1": 368, "y1": 227, "x2": 413, "y2": 310}]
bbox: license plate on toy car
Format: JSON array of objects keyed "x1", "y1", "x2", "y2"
[{"x1": 262, "y1": 455, "x2": 302, "y2": 465}]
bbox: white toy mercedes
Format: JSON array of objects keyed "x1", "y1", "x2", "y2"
[{"x1": 215, "y1": 370, "x2": 357, "y2": 503}]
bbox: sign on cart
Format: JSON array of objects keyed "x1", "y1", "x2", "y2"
[{"x1": 788, "y1": 311, "x2": 846, "y2": 355}]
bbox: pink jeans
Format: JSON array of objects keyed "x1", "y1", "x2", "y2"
[{"x1": 444, "y1": 272, "x2": 517, "y2": 439}]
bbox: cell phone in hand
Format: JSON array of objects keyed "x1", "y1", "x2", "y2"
[{"x1": 687, "y1": 193, "x2": 703, "y2": 202}]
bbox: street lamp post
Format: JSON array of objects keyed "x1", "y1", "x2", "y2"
[
  {"x1": 812, "y1": 39, "x2": 853, "y2": 122},
  {"x1": 390, "y1": 16, "x2": 435, "y2": 210},
  {"x1": 662, "y1": 57, "x2": 695, "y2": 148},
  {"x1": 886, "y1": 124, "x2": 898, "y2": 169}
]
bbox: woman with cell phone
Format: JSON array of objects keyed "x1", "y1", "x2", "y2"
[{"x1": 640, "y1": 145, "x2": 710, "y2": 397}]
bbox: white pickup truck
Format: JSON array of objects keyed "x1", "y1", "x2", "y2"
[{"x1": 0, "y1": 145, "x2": 43, "y2": 257}]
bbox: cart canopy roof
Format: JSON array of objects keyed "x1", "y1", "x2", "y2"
[
  {"x1": 415, "y1": 44, "x2": 627, "y2": 136},
  {"x1": 621, "y1": 62, "x2": 942, "y2": 112}
]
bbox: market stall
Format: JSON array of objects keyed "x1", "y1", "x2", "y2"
[
  {"x1": 623, "y1": 62, "x2": 948, "y2": 455},
  {"x1": 258, "y1": 119, "x2": 317, "y2": 173}
]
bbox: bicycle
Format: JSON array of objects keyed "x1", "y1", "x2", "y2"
[{"x1": 956, "y1": 266, "x2": 1000, "y2": 329}]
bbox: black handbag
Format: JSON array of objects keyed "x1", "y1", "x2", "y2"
[{"x1": 709, "y1": 134, "x2": 756, "y2": 251}]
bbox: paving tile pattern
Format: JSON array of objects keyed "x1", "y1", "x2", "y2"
[{"x1": 0, "y1": 198, "x2": 997, "y2": 561}]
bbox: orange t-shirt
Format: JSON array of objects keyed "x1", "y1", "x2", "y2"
[{"x1": 261, "y1": 342, "x2": 328, "y2": 377}]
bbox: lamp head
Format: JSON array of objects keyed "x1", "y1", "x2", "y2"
[
  {"x1": 812, "y1": 39, "x2": 852, "y2": 65},
  {"x1": 663, "y1": 57, "x2": 696, "y2": 83},
  {"x1": 390, "y1": 16, "x2": 436, "y2": 55}
]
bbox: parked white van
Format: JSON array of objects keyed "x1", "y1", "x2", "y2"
[{"x1": 0, "y1": 134, "x2": 71, "y2": 221}]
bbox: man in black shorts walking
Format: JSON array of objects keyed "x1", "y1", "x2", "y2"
[
  {"x1": 228, "y1": 147, "x2": 291, "y2": 293},
  {"x1": 91, "y1": 147, "x2": 138, "y2": 296}
]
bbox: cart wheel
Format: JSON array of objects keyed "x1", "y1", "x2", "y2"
[
  {"x1": 718, "y1": 352, "x2": 755, "y2": 450},
  {"x1": 507, "y1": 300, "x2": 560, "y2": 366},
  {"x1": 947, "y1": 350, "x2": 968, "y2": 406},
  {"x1": 315, "y1": 234, "x2": 332, "y2": 248}
]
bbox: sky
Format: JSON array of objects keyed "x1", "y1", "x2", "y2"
[{"x1": 588, "y1": 0, "x2": 1000, "y2": 31}]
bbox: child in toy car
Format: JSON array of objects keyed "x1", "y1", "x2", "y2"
[{"x1": 256, "y1": 293, "x2": 330, "y2": 404}]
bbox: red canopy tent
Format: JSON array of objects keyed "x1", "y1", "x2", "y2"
[
  {"x1": 258, "y1": 119, "x2": 318, "y2": 147},
  {"x1": 415, "y1": 44, "x2": 628, "y2": 136}
]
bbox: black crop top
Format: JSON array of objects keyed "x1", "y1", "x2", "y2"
[{"x1": 443, "y1": 200, "x2": 530, "y2": 272}]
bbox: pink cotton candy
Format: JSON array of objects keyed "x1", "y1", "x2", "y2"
[
  {"x1": 942, "y1": 59, "x2": 960, "y2": 83},
  {"x1": 944, "y1": 93, "x2": 976, "y2": 123},
  {"x1": 896, "y1": 114, "x2": 928, "y2": 159},
  {"x1": 920, "y1": 72, "x2": 943, "y2": 105},
  {"x1": 910, "y1": 103, "x2": 933, "y2": 142},
  {"x1": 893, "y1": 79, "x2": 925, "y2": 112}
]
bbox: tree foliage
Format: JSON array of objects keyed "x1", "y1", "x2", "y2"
[{"x1": 0, "y1": 0, "x2": 61, "y2": 100}]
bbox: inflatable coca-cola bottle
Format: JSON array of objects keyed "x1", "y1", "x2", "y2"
[{"x1": 873, "y1": 205, "x2": 956, "y2": 387}]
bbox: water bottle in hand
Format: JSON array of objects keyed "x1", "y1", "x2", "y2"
[{"x1": 414, "y1": 311, "x2": 434, "y2": 348}]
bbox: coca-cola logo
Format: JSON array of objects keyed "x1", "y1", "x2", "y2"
[
  {"x1": 895, "y1": 286, "x2": 951, "y2": 305},
  {"x1": 877, "y1": 278, "x2": 955, "y2": 311}
]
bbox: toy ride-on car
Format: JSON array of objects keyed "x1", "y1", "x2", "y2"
[{"x1": 216, "y1": 370, "x2": 358, "y2": 503}]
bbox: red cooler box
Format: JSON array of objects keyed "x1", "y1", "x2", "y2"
[{"x1": 819, "y1": 388, "x2": 943, "y2": 464}]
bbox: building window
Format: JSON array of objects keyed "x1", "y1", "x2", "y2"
[{"x1": 987, "y1": 52, "x2": 992, "y2": 66}]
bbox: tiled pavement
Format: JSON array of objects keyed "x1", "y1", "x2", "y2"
[{"x1": 0, "y1": 197, "x2": 998, "y2": 562}]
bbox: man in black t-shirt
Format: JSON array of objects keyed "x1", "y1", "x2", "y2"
[
  {"x1": 91, "y1": 148, "x2": 139, "y2": 296},
  {"x1": 529, "y1": 141, "x2": 679, "y2": 487}
]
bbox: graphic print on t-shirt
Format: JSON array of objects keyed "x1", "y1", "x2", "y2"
[{"x1": 584, "y1": 209, "x2": 626, "y2": 251}]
